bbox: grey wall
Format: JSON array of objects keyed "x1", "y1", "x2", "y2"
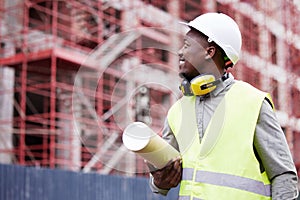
[{"x1": 0, "y1": 164, "x2": 179, "y2": 200}]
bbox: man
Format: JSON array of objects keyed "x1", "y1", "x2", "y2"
[{"x1": 148, "y1": 13, "x2": 299, "y2": 199}]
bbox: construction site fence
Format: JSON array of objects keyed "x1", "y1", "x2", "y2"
[{"x1": 0, "y1": 164, "x2": 179, "y2": 200}]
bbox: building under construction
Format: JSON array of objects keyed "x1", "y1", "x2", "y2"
[{"x1": 0, "y1": 0, "x2": 300, "y2": 196}]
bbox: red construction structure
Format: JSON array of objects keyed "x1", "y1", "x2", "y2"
[{"x1": 0, "y1": 0, "x2": 299, "y2": 181}]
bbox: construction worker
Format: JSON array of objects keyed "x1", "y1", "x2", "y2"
[{"x1": 148, "y1": 13, "x2": 299, "y2": 199}]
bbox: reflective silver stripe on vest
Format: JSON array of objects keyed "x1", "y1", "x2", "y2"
[
  {"x1": 182, "y1": 168, "x2": 194, "y2": 180},
  {"x1": 178, "y1": 196, "x2": 190, "y2": 200},
  {"x1": 182, "y1": 168, "x2": 271, "y2": 197}
]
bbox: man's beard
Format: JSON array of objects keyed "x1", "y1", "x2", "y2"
[{"x1": 179, "y1": 72, "x2": 197, "y2": 82}]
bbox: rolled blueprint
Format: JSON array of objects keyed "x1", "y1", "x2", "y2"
[{"x1": 122, "y1": 122, "x2": 180, "y2": 169}]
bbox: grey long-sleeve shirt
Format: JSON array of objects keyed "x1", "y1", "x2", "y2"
[{"x1": 150, "y1": 74, "x2": 299, "y2": 199}]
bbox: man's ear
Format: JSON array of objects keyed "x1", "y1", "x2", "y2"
[{"x1": 205, "y1": 46, "x2": 216, "y2": 59}]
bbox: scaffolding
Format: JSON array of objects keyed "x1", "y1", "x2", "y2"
[
  {"x1": 0, "y1": 0, "x2": 300, "y2": 178},
  {"x1": 0, "y1": 0, "x2": 184, "y2": 175}
]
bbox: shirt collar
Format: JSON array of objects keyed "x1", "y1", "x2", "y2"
[{"x1": 210, "y1": 73, "x2": 234, "y2": 97}]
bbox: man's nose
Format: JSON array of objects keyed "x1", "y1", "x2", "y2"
[{"x1": 177, "y1": 47, "x2": 183, "y2": 58}]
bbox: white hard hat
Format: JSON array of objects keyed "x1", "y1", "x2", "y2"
[{"x1": 183, "y1": 13, "x2": 242, "y2": 65}]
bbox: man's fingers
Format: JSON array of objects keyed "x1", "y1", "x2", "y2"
[
  {"x1": 151, "y1": 158, "x2": 182, "y2": 189},
  {"x1": 173, "y1": 159, "x2": 182, "y2": 173},
  {"x1": 167, "y1": 165, "x2": 182, "y2": 187}
]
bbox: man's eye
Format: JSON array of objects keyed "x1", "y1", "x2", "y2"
[{"x1": 184, "y1": 42, "x2": 189, "y2": 48}]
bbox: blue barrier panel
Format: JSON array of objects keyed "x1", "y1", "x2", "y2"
[{"x1": 0, "y1": 164, "x2": 179, "y2": 200}]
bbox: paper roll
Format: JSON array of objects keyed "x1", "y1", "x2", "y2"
[{"x1": 122, "y1": 122, "x2": 180, "y2": 169}]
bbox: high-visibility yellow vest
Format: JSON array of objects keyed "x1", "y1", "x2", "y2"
[{"x1": 167, "y1": 81, "x2": 273, "y2": 200}]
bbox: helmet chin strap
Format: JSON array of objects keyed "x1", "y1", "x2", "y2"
[{"x1": 180, "y1": 73, "x2": 229, "y2": 96}]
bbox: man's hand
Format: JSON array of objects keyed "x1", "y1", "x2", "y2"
[{"x1": 151, "y1": 158, "x2": 182, "y2": 190}]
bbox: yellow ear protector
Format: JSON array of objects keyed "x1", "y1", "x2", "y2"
[
  {"x1": 180, "y1": 73, "x2": 228, "y2": 96},
  {"x1": 179, "y1": 78, "x2": 194, "y2": 96},
  {"x1": 190, "y1": 74, "x2": 218, "y2": 96}
]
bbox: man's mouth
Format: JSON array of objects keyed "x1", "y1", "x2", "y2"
[{"x1": 179, "y1": 59, "x2": 185, "y2": 70}]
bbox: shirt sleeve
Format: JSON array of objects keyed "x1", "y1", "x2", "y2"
[
  {"x1": 149, "y1": 174, "x2": 170, "y2": 196},
  {"x1": 148, "y1": 119, "x2": 179, "y2": 195},
  {"x1": 254, "y1": 100, "x2": 299, "y2": 199}
]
